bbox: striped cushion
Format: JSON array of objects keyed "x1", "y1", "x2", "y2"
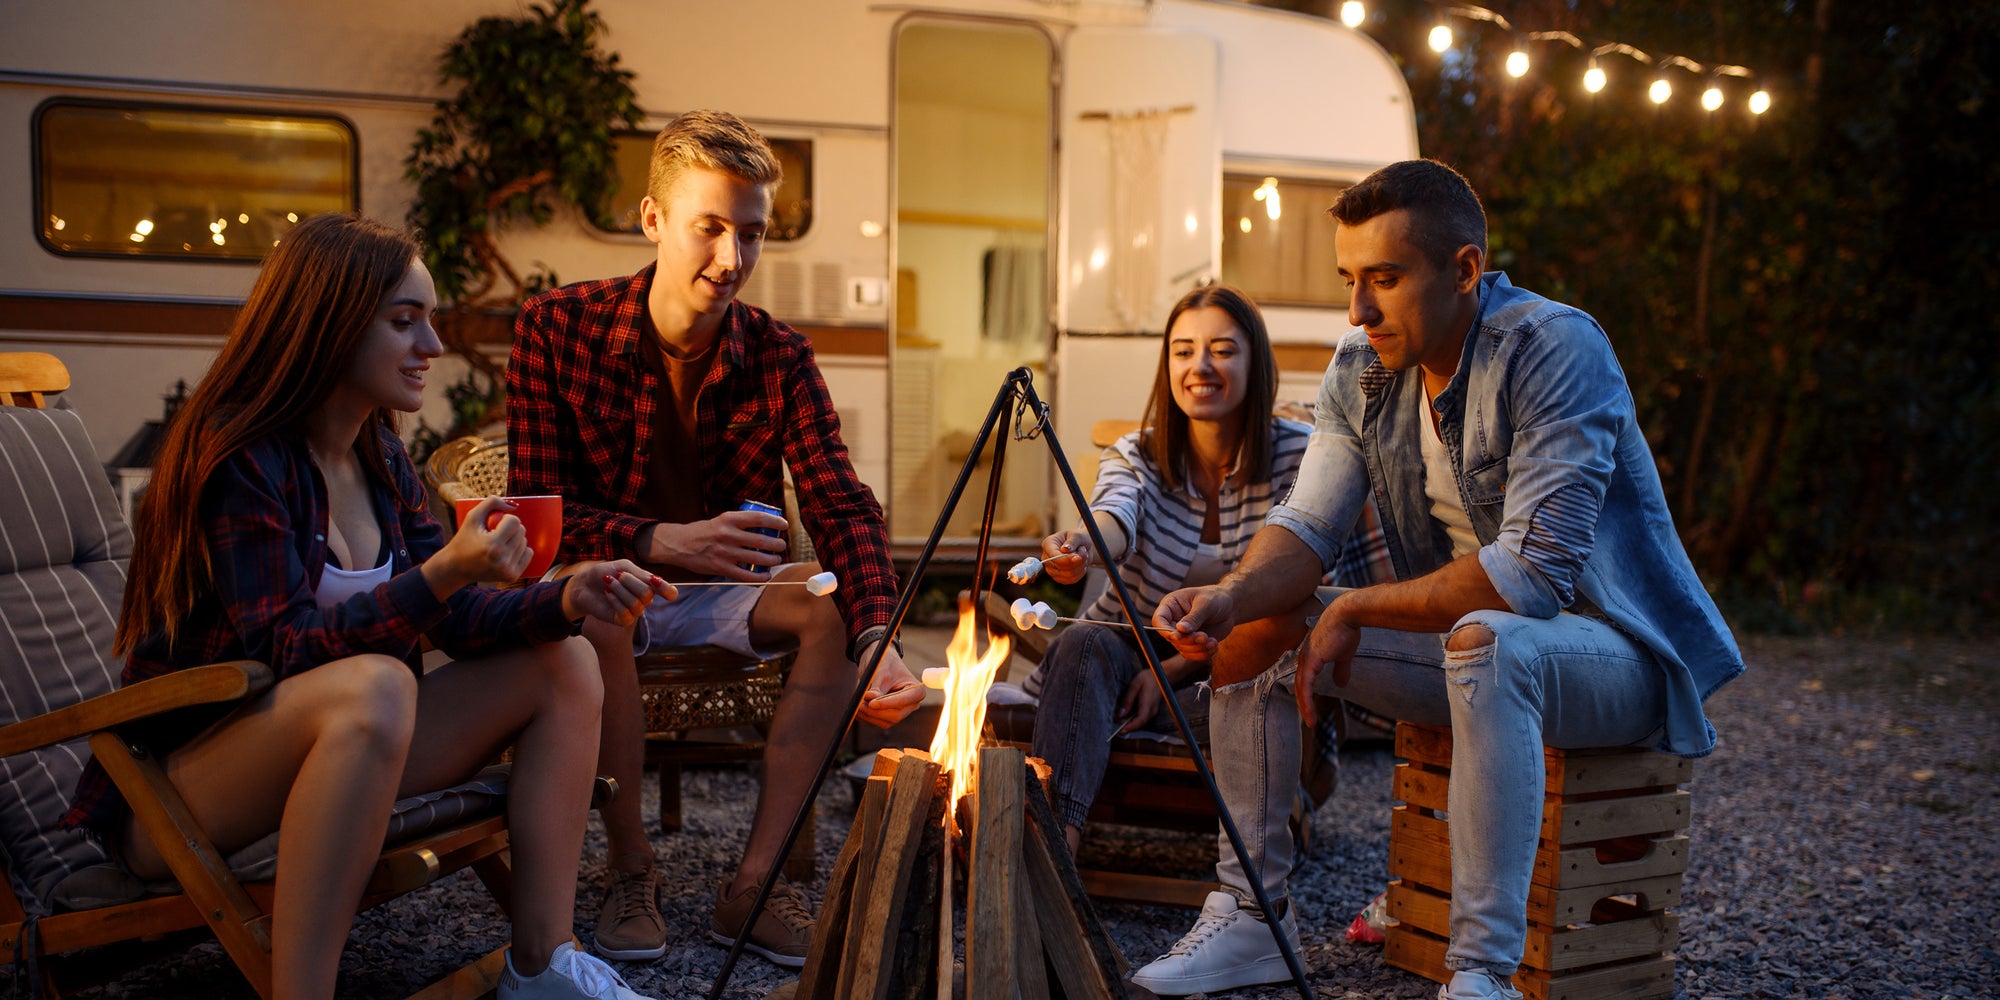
[{"x1": 0, "y1": 406, "x2": 130, "y2": 913}]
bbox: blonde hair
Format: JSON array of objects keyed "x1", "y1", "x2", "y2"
[{"x1": 647, "y1": 109, "x2": 782, "y2": 204}]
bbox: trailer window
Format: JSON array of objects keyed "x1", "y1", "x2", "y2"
[
  {"x1": 35, "y1": 101, "x2": 356, "y2": 261},
  {"x1": 595, "y1": 131, "x2": 812, "y2": 241},
  {"x1": 1220, "y1": 173, "x2": 1350, "y2": 308}
]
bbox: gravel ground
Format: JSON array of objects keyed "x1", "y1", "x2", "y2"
[{"x1": 14, "y1": 634, "x2": 1997, "y2": 999}]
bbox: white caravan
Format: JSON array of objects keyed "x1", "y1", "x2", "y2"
[{"x1": 0, "y1": 0, "x2": 1416, "y2": 552}]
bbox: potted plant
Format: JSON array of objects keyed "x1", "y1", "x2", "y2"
[{"x1": 404, "y1": 0, "x2": 641, "y2": 447}]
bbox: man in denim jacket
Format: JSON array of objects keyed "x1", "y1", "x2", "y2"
[{"x1": 1133, "y1": 160, "x2": 1745, "y2": 999}]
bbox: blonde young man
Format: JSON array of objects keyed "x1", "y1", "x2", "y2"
[{"x1": 507, "y1": 110, "x2": 924, "y2": 967}]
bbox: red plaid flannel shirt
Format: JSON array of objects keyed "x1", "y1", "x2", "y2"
[
  {"x1": 507, "y1": 265, "x2": 896, "y2": 658},
  {"x1": 63, "y1": 425, "x2": 576, "y2": 834}
]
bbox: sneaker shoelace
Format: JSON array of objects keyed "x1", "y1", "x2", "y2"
[
  {"x1": 552, "y1": 947, "x2": 636, "y2": 998},
  {"x1": 763, "y1": 879, "x2": 816, "y2": 933},
  {"x1": 607, "y1": 868, "x2": 659, "y2": 925},
  {"x1": 1158, "y1": 908, "x2": 1240, "y2": 959}
]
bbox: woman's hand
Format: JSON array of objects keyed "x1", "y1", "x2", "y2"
[
  {"x1": 562, "y1": 560, "x2": 677, "y2": 627},
  {"x1": 1040, "y1": 529, "x2": 1094, "y2": 585},
  {"x1": 426, "y1": 497, "x2": 533, "y2": 595}
]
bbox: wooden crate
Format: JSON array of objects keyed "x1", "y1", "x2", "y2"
[{"x1": 1383, "y1": 723, "x2": 1691, "y2": 1000}]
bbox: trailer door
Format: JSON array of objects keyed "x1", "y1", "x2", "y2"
[{"x1": 1053, "y1": 25, "x2": 1220, "y2": 504}]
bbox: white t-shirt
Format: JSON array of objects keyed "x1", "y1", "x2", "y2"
[
  {"x1": 1419, "y1": 383, "x2": 1480, "y2": 560},
  {"x1": 315, "y1": 556, "x2": 393, "y2": 612}
]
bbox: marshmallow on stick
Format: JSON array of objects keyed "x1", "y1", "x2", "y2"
[
  {"x1": 1006, "y1": 556, "x2": 1043, "y2": 585},
  {"x1": 668, "y1": 570, "x2": 838, "y2": 596}
]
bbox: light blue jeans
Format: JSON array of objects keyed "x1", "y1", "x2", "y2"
[{"x1": 1211, "y1": 601, "x2": 1666, "y2": 976}]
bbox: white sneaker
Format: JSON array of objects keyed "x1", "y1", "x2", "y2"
[
  {"x1": 1440, "y1": 967, "x2": 1524, "y2": 1000},
  {"x1": 1128, "y1": 891, "x2": 1299, "y2": 995},
  {"x1": 498, "y1": 941, "x2": 656, "y2": 1000}
]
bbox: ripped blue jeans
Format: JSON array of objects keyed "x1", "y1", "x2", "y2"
[{"x1": 1212, "y1": 601, "x2": 1665, "y2": 976}]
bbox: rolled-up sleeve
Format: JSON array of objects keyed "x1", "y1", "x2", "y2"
[
  {"x1": 1477, "y1": 314, "x2": 1626, "y2": 617},
  {"x1": 1267, "y1": 356, "x2": 1371, "y2": 572}
]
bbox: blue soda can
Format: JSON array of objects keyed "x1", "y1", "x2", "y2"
[{"x1": 738, "y1": 499, "x2": 785, "y2": 573}]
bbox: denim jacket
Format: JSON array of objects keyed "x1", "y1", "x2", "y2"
[{"x1": 1269, "y1": 272, "x2": 1744, "y2": 756}]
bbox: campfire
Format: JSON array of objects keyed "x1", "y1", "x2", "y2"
[{"x1": 789, "y1": 597, "x2": 1129, "y2": 999}]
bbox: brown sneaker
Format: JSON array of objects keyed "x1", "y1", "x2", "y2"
[
  {"x1": 592, "y1": 853, "x2": 667, "y2": 961},
  {"x1": 708, "y1": 876, "x2": 814, "y2": 968}
]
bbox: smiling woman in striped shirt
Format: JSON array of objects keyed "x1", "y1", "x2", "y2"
[{"x1": 1027, "y1": 284, "x2": 1315, "y2": 856}]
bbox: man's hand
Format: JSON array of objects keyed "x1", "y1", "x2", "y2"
[
  {"x1": 640, "y1": 509, "x2": 788, "y2": 580},
  {"x1": 1294, "y1": 601, "x2": 1360, "y2": 727},
  {"x1": 1038, "y1": 529, "x2": 1094, "y2": 585},
  {"x1": 856, "y1": 641, "x2": 924, "y2": 729},
  {"x1": 561, "y1": 560, "x2": 677, "y2": 627},
  {"x1": 1151, "y1": 585, "x2": 1237, "y2": 661}
]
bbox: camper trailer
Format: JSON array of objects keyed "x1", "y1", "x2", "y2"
[{"x1": 0, "y1": 0, "x2": 1417, "y2": 551}]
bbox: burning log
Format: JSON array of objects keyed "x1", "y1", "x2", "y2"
[{"x1": 794, "y1": 746, "x2": 1127, "y2": 1000}]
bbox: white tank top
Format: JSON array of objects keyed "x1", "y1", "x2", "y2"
[{"x1": 315, "y1": 556, "x2": 393, "y2": 612}]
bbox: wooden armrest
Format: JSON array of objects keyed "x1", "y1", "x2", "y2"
[{"x1": 0, "y1": 660, "x2": 272, "y2": 757}]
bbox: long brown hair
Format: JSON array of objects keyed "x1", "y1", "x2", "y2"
[
  {"x1": 116, "y1": 214, "x2": 419, "y2": 654},
  {"x1": 1141, "y1": 284, "x2": 1277, "y2": 493}
]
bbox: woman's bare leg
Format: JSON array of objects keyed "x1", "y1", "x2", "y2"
[
  {"x1": 122, "y1": 653, "x2": 420, "y2": 1000},
  {"x1": 398, "y1": 636, "x2": 603, "y2": 974}
]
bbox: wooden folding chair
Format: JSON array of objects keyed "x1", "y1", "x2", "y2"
[{"x1": 0, "y1": 352, "x2": 528, "y2": 998}]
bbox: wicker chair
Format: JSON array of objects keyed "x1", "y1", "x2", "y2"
[{"x1": 424, "y1": 434, "x2": 813, "y2": 880}]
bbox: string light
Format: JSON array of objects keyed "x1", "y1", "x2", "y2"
[{"x1": 1352, "y1": 2, "x2": 1770, "y2": 116}]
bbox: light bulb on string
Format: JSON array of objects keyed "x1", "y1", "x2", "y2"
[
  {"x1": 1429, "y1": 23, "x2": 1453, "y2": 53},
  {"x1": 1649, "y1": 78, "x2": 1672, "y2": 104},
  {"x1": 1701, "y1": 86, "x2": 1723, "y2": 112},
  {"x1": 1583, "y1": 64, "x2": 1607, "y2": 94},
  {"x1": 1749, "y1": 90, "x2": 1771, "y2": 114},
  {"x1": 1340, "y1": 1, "x2": 1365, "y2": 29},
  {"x1": 1505, "y1": 50, "x2": 1529, "y2": 78}
]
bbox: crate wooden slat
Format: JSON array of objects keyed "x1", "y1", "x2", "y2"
[{"x1": 1383, "y1": 723, "x2": 1690, "y2": 1000}]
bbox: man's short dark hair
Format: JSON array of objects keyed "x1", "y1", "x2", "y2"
[{"x1": 1329, "y1": 159, "x2": 1488, "y2": 268}]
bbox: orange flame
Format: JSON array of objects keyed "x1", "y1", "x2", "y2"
[{"x1": 925, "y1": 596, "x2": 1011, "y2": 811}]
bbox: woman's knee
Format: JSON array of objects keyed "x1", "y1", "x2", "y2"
[
  {"x1": 530, "y1": 636, "x2": 605, "y2": 714},
  {"x1": 312, "y1": 654, "x2": 419, "y2": 749}
]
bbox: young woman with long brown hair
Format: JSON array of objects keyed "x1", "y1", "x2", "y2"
[{"x1": 64, "y1": 214, "x2": 671, "y2": 1000}]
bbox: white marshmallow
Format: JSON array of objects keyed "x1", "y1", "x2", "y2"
[
  {"x1": 1006, "y1": 556, "x2": 1043, "y2": 585},
  {"x1": 921, "y1": 667, "x2": 951, "y2": 689},
  {"x1": 805, "y1": 570, "x2": 838, "y2": 596},
  {"x1": 1009, "y1": 597, "x2": 1036, "y2": 629},
  {"x1": 1031, "y1": 601, "x2": 1058, "y2": 630}
]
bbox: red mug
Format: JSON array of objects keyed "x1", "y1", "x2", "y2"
[{"x1": 452, "y1": 495, "x2": 561, "y2": 582}]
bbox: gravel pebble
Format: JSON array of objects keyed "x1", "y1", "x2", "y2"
[{"x1": 13, "y1": 635, "x2": 1996, "y2": 999}]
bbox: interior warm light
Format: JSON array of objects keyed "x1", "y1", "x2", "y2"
[
  {"x1": 1339, "y1": 1, "x2": 1365, "y2": 28},
  {"x1": 1584, "y1": 66, "x2": 1607, "y2": 93},
  {"x1": 134, "y1": 219, "x2": 154, "y2": 236},
  {"x1": 1184, "y1": 212, "x2": 1199, "y2": 234},
  {"x1": 926, "y1": 597, "x2": 1013, "y2": 812},
  {"x1": 1749, "y1": 90, "x2": 1771, "y2": 114},
  {"x1": 286, "y1": 212, "x2": 298, "y2": 223},
  {"x1": 211, "y1": 232, "x2": 226, "y2": 246},
  {"x1": 858, "y1": 219, "x2": 884, "y2": 238},
  {"x1": 1239, "y1": 216, "x2": 1253, "y2": 234},
  {"x1": 1089, "y1": 246, "x2": 1109, "y2": 271},
  {"x1": 1252, "y1": 177, "x2": 1281, "y2": 221},
  {"x1": 1701, "y1": 87, "x2": 1724, "y2": 111},
  {"x1": 129, "y1": 233, "x2": 144, "y2": 243},
  {"x1": 1429, "y1": 24, "x2": 1453, "y2": 52},
  {"x1": 1649, "y1": 79, "x2": 1672, "y2": 104},
  {"x1": 238, "y1": 213, "x2": 249, "y2": 224},
  {"x1": 50, "y1": 216, "x2": 65, "y2": 231},
  {"x1": 1506, "y1": 51, "x2": 1529, "y2": 78}
]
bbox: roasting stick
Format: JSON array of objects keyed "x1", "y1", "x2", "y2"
[{"x1": 664, "y1": 571, "x2": 839, "y2": 595}]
